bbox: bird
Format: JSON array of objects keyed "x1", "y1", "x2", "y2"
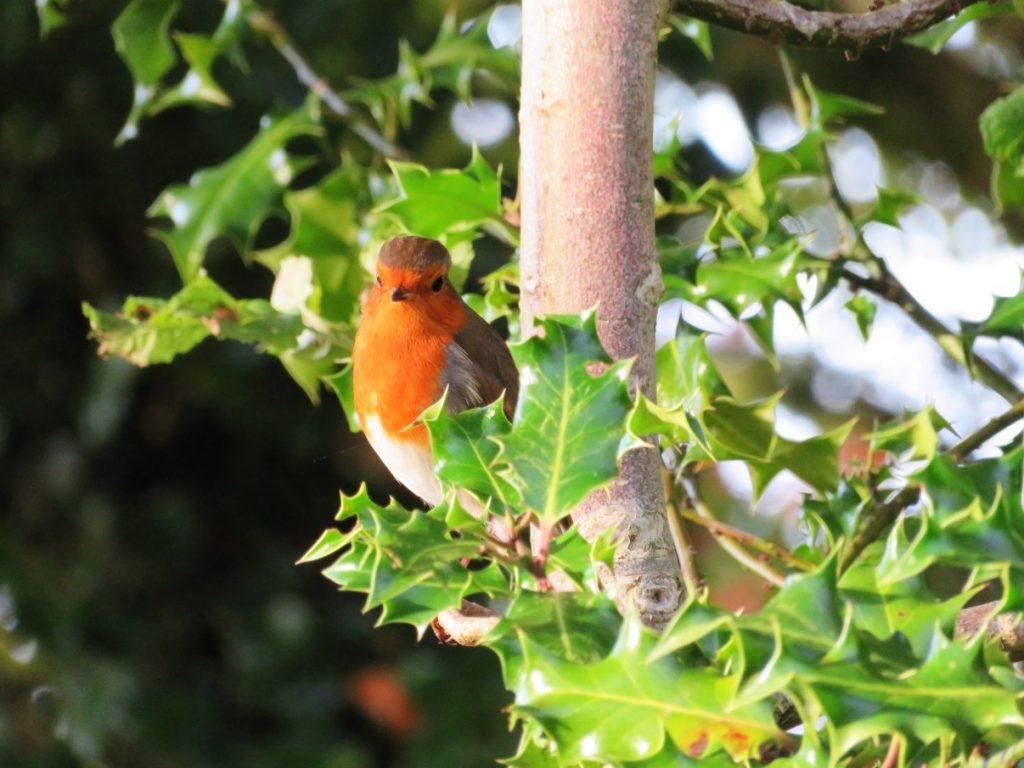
[{"x1": 352, "y1": 235, "x2": 519, "y2": 511}]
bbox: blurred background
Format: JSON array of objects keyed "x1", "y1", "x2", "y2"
[{"x1": 2, "y1": 0, "x2": 1022, "y2": 765}]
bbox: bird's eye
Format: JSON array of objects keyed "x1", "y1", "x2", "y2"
[
  {"x1": 375, "y1": 274, "x2": 381, "y2": 286},
  {"x1": 431, "y1": 276, "x2": 444, "y2": 293}
]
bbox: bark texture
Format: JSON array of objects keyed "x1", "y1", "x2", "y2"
[
  {"x1": 519, "y1": 0, "x2": 683, "y2": 628},
  {"x1": 674, "y1": 0, "x2": 986, "y2": 51}
]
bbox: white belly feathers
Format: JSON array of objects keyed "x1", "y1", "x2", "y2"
[{"x1": 363, "y1": 412, "x2": 443, "y2": 506}]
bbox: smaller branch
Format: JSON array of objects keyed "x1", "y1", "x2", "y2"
[
  {"x1": 431, "y1": 600, "x2": 499, "y2": 646},
  {"x1": 681, "y1": 479, "x2": 786, "y2": 588},
  {"x1": 949, "y1": 397, "x2": 1024, "y2": 462},
  {"x1": 843, "y1": 262, "x2": 1024, "y2": 405},
  {"x1": 675, "y1": 506, "x2": 816, "y2": 572},
  {"x1": 663, "y1": 469, "x2": 704, "y2": 596},
  {"x1": 246, "y1": 9, "x2": 407, "y2": 159},
  {"x1": 955, "y1": 602, "x2": 1024, "y2": 661},
  {"x1": 674, "y1": 0, "x2": 987, "y2": 51},
  {"x1": 838, "y1": 485, "x2": 920, "y2": 574},
  {"x1": 881, "y1": 736, "x2": 902, "y2": 768}
]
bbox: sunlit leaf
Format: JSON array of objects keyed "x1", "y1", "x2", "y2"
[
  {"x1": 82, "y1": 274, "x2": 303, "y2": 366},
  {"x1": 907, "y1": 2, "x2": 1013, "y2": 53},
  {"x1": 500, "y1": 313, "x2": 633, "y2": 525},
  {"x1": 148, "y1": 105, "x2": 321, "y2": 282}
]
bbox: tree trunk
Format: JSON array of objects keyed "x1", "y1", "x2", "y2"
[{"x1": 519, "y1": 0, "x2": 683, "y2": 628}]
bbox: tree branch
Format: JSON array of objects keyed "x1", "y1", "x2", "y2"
[
  {"x1": 679, "y1": 478, "x2": 787, "y2": 588},
  {"x1": 245, "y1": 8, "x2": 407, "y2": 158},
  {"x1": 838, "y1": 485, "x2": 921, "y2": 574},
  {"x1": 955, "y1": 602, "x2": 1024, "y2": 661},
  {"x1": 675, "y1": 505, "x2": 816, "y2": 571},
  {"x1": 431, "y1": 600, "x2": 499, "y2": 646},
  {"x1": 843, "y1": 261, "x2": 1024, "y2": 405},
  {"x1": 674, "y1": 0, "x2": 988, "y2": 51},
  {"x1": 949, "y1": 397, "x2": 1024, "y2": 462}
]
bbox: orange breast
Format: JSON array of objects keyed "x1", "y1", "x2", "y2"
[{"x1": 352, "y1": 292, "x2": 466, "y2": 445}]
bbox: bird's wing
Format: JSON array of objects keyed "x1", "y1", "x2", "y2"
[{"x1": 444, "y1": 306, "x2": 519, "y2": 421}]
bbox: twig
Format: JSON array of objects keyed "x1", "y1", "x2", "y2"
[
  {"x1": 245, "y1": 8, "x2": 407, "y2": 159},
  {"x1": 838, "y1": 485, "x2": 920, "y2": 575},
  {"x1": 675, "y1": 507, "x2": 815, "y2": 572},
  {"x1": 674, "y1": 0, "x2": 989, "y2": 51},
  {"x1": 431, "y1": 600, "x2": 499, "y2": 646},
  {"x1": 949, "y1": 397, "x2": 1024, "y2": 462},
  {"x1": 842, "y1": 262, "x2": 1024, "y2": 405},
  {"x1": 955, "y1": 602, "x2": 1024, "y2": 661},
  {"x1": 663, "y1": 469, "x2": 704, "y2": 596},
  {"x1": 881, "y1": 735, "x2": 902, "y2": 768},
  {"x1": 681, "y1": 479, "x2": 786, "y2": 588}
]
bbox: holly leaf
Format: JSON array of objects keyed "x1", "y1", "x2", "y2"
[
  {"x1": 907, "y1": 2, "x2": 1014, "y2": 53},
  {"x1": 82, "y1": 273, "x2": 303, "y2": 366},
  {"x1": 423, "y1": 397, "x2": 522, "y2": 513},
  {"x1": 257, "y1": 165, "x2": 369, "y2": 329},
  {"x1": 803, "y1": 74, "x2": 883, "y2": 129},
  {"x1": 380, "y1": 147, "x2": 502, "y2": 241},
  {"x1": 879, "y1": 449, "x2": 1024, "y2": 608},
  {"x1": 37, "y1": 0, "x2": 71, "y2": 36},
  {"x1": 869, "y1": 407, "x2": 952, "y2": 463},
  {"x1": 694, "y1": 240, "x2": 804, "y2": 317},
  {"x1": 982, "y1": 282, "x2": 1024, "y2": 336},
  {"x1": 320, "y1": 485, "x2": 507, "y2": 633},
  {"x1": 499, "y1": 313, "x2": 633, "y2": 525},
  {"x1": 981, "y1": 86, "x2": 1024, "y2": 164},
  {"x1": 148, "y1": 106, "x2": 321, "y2": 282},
  {"x1": 511, "y1": 615, "x2": 786, "y2": 764},
  {"x1": 112, "y1": 0, "x2": 180, "y2": 140},
  {"x1": 669, "y1": 16, "x2": 713, "y2": 60},
  {"x1": 844, "y1": 294, "x2": 877, "y2": 340}
]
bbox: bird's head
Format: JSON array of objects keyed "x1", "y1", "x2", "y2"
[{"x1": 370, "y1": 236, "x2": 456, "y2": 309}]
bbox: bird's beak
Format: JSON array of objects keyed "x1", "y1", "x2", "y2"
[{"x1": 391, "y1": 286, "x2": 409, "y2": 302}]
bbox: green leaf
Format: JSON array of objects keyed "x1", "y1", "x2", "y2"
[
  {"x1": 423, "y1": 398, "x2": 522, "y2": 513},
  {"x1": 880, "y1": 448, "x2": 1024, "y2": 608},
  {"x1": 297, "y1": 528, "x2": 347, "y2": 564},
  {"x1": 511, "y1": 615, "x2": 785, "y2": 764},
  {"x1": 906, "y1": 2, "x2": 1014, "y2": 53},
  {"x1": 500, "y1": 313, "x2": 633, "y2": 525},
  {"x1": 257, "y1": 165, "x2": 369, "y2": 329},
  {"x1": 869, "y1": 407, "x2": 951, "y2": 463},
  {"x1": 803, "y1": 74, "x2": 883, "y2": 130},
  {"x1": 655, "y1": 327, "x2": 722, "y2": 411},
  {"x1": 981, "y1": 86, "x2": 1024, "y2": 163},
  {"x1": 82, "y1": 274, "x2": 303, "y2": 366},
  {"x1": 628, "y1": 396, "x2": 712, "y2": 466},
  {"x1": 346, "y1": 11, "x2": 519, "y2": 135},
  {"x1": 694, "y1": 240, "x2": 804, "y2": 316},
  {"x1": 984, "y1": 283, "x2": 1024, "y2": 334},
  {"x1": 868, "y1": 187, "x2": 917, "y2": 227},
  {"x1": 113, "y1": 0, "x2": 179, "y2": 87},
  {"x1": 669, "y1": 16, "x2": 713, "y2": 60},
  {"x1": 321, "y1": 485, "x2": 508, "y2": 633},
  {"x1": 844, "y1": 294, "x2": 876, "y2": 340},
  {"x1": 148, "y1": 106, "x2": 321, "y2": 282},
  {"x1": 991, "y1": 158, "x2": 1024, "y2": 213},
  {"x1": 115, "y1": 0, "x2": 252, "y2": 142},
  {"x1": 112, "y1": 0, "x2": 180, "y2": 140},
  {"x1": 701, "y1": 394, "x2": 852, "y2": 496},
  {"x1": 840, "y1": 550, "x2": 974, "y2": 658},
  {"x1": 380, "y1": 147, "x2": 502, "y2": 241},
  {"x1": 492, "y1": 592, "x2": 620, "y2": 664},
  {"x1": 37, "y1": 0, "x2": 70, "y2": 36}
]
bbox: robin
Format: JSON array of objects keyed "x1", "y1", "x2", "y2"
[{"x1": 352, "y1": 235, "x2": 519, "y2": 510}]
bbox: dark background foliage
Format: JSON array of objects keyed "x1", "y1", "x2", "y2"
[{"x1": 0, "y1": 0, "x2": 1011, "y2": 764}]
